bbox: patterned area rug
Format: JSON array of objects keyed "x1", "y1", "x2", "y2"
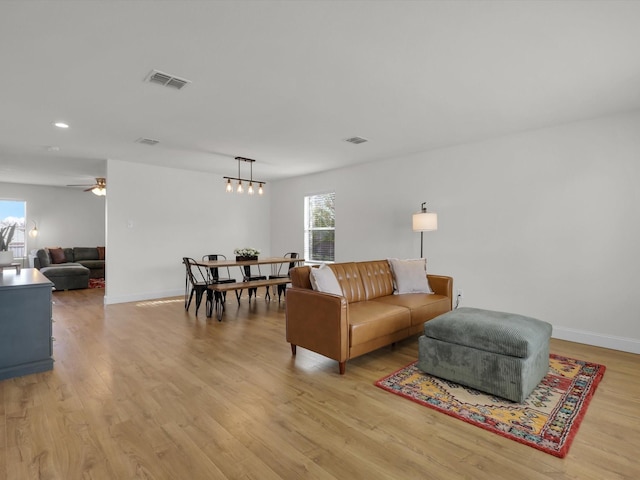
[
  {"x1": 375, "y1": 354, "x2": 605, "y2": 458},
  {"x1": 88, "y1": 277, "x2": 105, "y2": 289}
]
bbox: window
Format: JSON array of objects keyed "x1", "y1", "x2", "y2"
[
  {"x1": 304, "y1": 192, "x2": 335, "y2": 262},
  {"x1": 0, "y1": 200, "x2": 26, "y2": 259}
]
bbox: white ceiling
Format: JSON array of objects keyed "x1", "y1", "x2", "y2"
[{"x1": 1, "y1": 1, "x2": 640, "y2": 189}]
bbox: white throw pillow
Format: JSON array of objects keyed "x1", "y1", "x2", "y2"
[
  {"x1": 387, "y1": 258, "x2": 433, "y2": 295},
  {"x1": 309, "y1": 264, "x2": 343, "y2": 296}
]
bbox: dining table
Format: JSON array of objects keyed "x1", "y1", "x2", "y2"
[{"x1": 196, "y1": 256, "x2": 305, "y2": 320}]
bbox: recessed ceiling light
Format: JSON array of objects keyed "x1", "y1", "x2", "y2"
[
  {"x1": 53, "y1": 122, "x2": 69, "y2": 129},
  {"x1": 46, "y1": 146, "x2": 60, "y2": 152}
]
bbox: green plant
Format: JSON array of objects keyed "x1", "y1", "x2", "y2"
[{"x1": 0, "y1": 224, "x2": 16, "y2": 251}]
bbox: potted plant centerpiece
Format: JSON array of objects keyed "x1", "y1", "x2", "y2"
[
  {"x1": 234, "y1": 247, "x2": 260, "y2": 262},
  {"x1": 0, "y1": 224, "x2": 16, "y2": 265}
]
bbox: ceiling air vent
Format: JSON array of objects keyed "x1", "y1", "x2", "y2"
[
  {"x1": 145, "y1": 70, "x2": 191, "y2": 90},
  {"x1": 344, "y1": 136, "x2": 368, "y2": 145},
  {"x1": 136, "y1": 137, "x2": 160, "y2": 146}
]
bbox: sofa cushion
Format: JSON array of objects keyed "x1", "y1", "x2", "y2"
[
  {"x1": 357, "y1": 260, "x2": 395, "y2": 300},
  {"x1": 77, "y1": 259, "x2": 105, "y2": 270},
  {"x1": 310, "y1": 264, "x2": 342, "y2": 295},
  {"x1": 49, "y1": 247, "x2": 67, "y2": 264},
  {"x1": 64, "y1": 247, "x2": 74, "y2": 262},
  {"x1": 388, "y1": 258, "x2": 433, "y2": 294},
  {"x1": 330, "y1": 263, "x2": 366, "y2": 303},
  {"x1": 348, "y1": 301, "x2": 411, "y2": 346},
  {"x1": 74, "y1": 247, "x2": 99, "y2": 261},
  {"x1": 373, "y1": 293, "x2": 452, "y2": 327},
  {"x1": 36, "y1": 248, "x2": 51, "y2": 268}
]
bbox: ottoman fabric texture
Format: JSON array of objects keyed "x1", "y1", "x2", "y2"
[
  {"x1": 423, "y1": 307, "x2": 552, "y2": 358},
  {"x1": 40, "y1": 264, "x2": 90, "y2": 290},
  {"x1": 418, "y1": 307, "x2": 552, "y2": 403}
]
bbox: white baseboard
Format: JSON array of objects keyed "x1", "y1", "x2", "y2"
[
  {"x1": 104, "y1": 288, "x2": 183, "y2": 305},
  {"x1": 101, "y1": 294, "x2": 640, "y2": 355},
  {"x1": 553, "y1": 326, "x2": 640, "y2": 355}
]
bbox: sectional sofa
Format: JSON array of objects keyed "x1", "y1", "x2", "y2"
[
  {"x1": 286, "y1": 259, "x2": 453, "y2": 374},
  {"x1": 34, "y1": 247, "x2": 105, "y2": 290}
]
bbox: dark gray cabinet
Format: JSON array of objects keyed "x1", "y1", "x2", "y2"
[{"x1": 0, "y1": 268, "x2": 54, "y2": 380}]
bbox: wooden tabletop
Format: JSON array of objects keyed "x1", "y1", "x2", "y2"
[{"x1": 197, "y1": 257, "x2": 304, "y2": 268}]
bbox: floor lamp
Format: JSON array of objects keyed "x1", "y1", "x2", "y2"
[{"x1": 412, "y1": 202, "x2": 438, "y2": 258}]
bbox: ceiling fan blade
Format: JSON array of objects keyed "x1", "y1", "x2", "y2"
[{"x1": 67, "y1": 177, "x2": 106, "y2": 191}]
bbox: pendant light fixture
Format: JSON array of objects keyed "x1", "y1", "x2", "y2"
[
  {"x1": 224, "y1": 157, "x2": 265, "y2": 196},
  {"x1": 28, "y1": 221, "x2": 39, "y2": 238}
]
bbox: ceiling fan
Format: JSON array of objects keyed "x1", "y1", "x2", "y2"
[{"x1": 67, "y1": 177, "x2": 107, "y2": 196}]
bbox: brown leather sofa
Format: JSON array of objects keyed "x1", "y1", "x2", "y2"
[{"x1": 286, "y1": 260, "x2": 453, "y2": 374}]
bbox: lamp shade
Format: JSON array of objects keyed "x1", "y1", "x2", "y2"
[{"x1": 412, "y1": 212, "x2": 438, "y2": 232}]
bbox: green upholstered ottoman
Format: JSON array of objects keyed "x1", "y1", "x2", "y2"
[{"x1": 417, "y1": 307, "x2": 552, "y2": 402}]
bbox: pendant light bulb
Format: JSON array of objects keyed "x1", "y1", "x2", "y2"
[
  {"x1": 29, "y1": 221, "x2": 39, "y2": 238},
  {"x1": 223, "y1": 157, "x2": 265, "y2": 196}
]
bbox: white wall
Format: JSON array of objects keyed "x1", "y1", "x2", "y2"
[
  {"x1": 271, "y1": 111, "x2": 640, "y2": 354},
  {"x1": 104, "y1": 160, "x2": 271, "y2": 304},
  {"x1": 0, "y1": 182, "x2": 105, "y2": 253}
]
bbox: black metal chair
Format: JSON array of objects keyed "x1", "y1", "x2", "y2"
[
  {"x1": 202, "y1": 254, "x2": 236, "y2": 312},
  {"x1": 183, "y1": 257, "x2": 213, "y2": 316},
  {"x1": 237, "y1": 260, "x2": 268, "y2": 302},
  {"x1": 268, "y1": 252, "x2": 299, "y2": 302}
]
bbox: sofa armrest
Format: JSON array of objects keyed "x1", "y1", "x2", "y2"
[
  {"x1": 285, "y1": 287, "x2": 350, "y2": 364},
  {"x1": 428, "y1": 275, "x2": 453, "y2": 308}
]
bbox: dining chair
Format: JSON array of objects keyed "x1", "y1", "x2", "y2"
[
  {"x1": 239, "y1": 261, "x2": 268, "y2": 302},
  {"x1": 202, "y1": 254, "x2": 236, "y2": 311},
  {"x1": 268, "y1": 252, "x2": 299, "y2": 302},
  {"x1": 183, "y1": 257, "x2": 213, "y2": 316}
]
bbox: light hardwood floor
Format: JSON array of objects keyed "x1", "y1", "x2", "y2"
[{"x1": 1, "y1": 288, "x2": 638, "y2": 479}]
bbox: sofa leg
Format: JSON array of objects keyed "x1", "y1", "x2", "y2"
[
  {"x1": 339, "y1": 361, "x2": 346, "y2": 375},
  {"x1": 290, "y1": 344, "x2": 297, "y2": 355}
]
